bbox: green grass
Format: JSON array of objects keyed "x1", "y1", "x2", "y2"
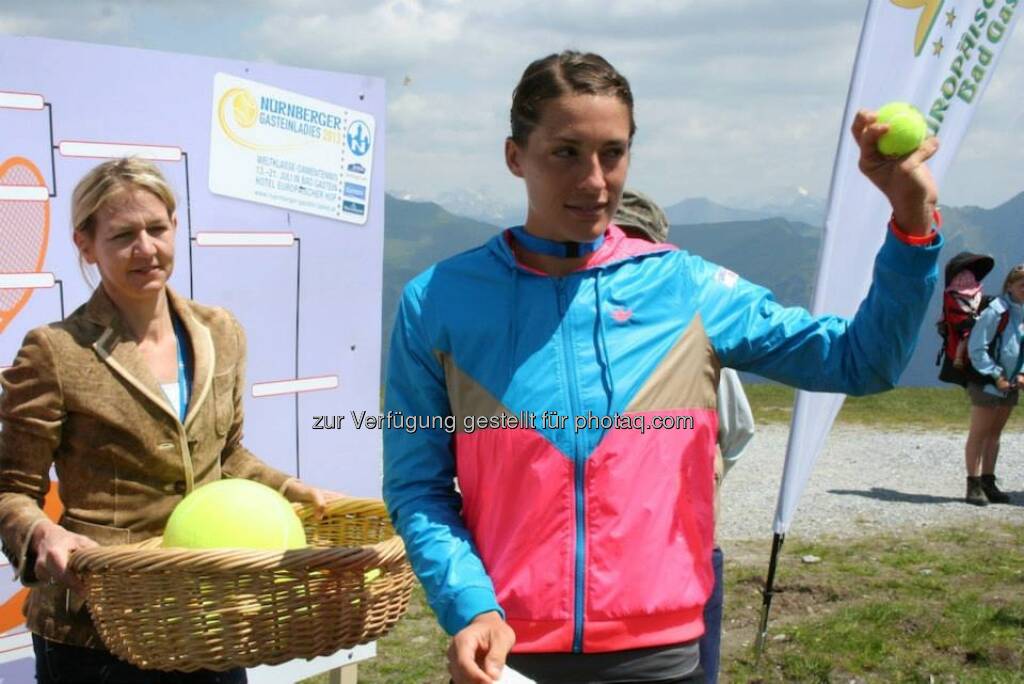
[
  {"x1": 724, "y1": 524, "x2": 1024, "y2": 682},
  {"x1": 746, "y1": 384, "x2": 1024, "y2": 431},
  {"x1": 303, "y1": 522, "x2": 1024, "y2": 683}
]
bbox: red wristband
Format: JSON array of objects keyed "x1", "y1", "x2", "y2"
[{"x1": 889, "y1": 208, "x2": 941, "y2": 246}]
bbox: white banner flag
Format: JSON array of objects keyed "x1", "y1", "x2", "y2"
[{"x1": 773, "y1": 0, "x2": 1020, "y2": 534}]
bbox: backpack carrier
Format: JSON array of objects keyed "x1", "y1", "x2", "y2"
[{"x1": 936, "y1": 252, "x2": 1009, "y2": 387}]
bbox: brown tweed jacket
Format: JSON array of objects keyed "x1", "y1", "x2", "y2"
[{"x1": 0, "y1": 286, "x2": 293, "y2": 648}]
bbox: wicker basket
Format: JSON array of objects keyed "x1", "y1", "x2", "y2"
[{"x1": 69, "y1": 497, "x2": 415, "y2": 672}]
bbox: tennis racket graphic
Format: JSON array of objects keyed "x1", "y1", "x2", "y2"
[{"x1": 0, "y1": 156, "x2": 50, "y2": 334}]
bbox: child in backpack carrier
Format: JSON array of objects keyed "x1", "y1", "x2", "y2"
[
  {"x1": 937, "y1": 252, "x2": 1000, "y2": 387},
  {"x1": 946, "y1": 269, "x2": 984, "y2": 370}
]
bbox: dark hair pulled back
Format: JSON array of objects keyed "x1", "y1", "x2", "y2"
[{"x1": 509, "y1": 50, "x2": 636, "y2": 146}]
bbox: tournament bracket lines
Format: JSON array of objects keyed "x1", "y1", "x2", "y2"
[{"x1": 313, "y1": 411, "x2": 696, "y2": 434}]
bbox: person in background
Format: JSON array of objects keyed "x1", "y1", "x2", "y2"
[
  {"x1": 964, "y1": 262, "x2": 1024, "y2": 505},
  {"x1": 614, "y1": 189, "x2": 756, "y2": 683},
  {"x1": 0, "y1": 158, "x2": 336, "y2": 684}
]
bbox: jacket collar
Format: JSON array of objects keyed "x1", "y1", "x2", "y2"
[
  {"x1": 82, "y1": 284, "x2": 123, "y2": 329},
  {"x1": 492, "y1": 223, "x2": 675, "y2": 274},
  {"x1": 87, "y1": 286, "x2": 214, "y2": 429}
]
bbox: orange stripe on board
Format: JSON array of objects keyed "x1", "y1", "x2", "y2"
[{"x1": 0, "y1": 487, "x2": 63, "y2": 633}]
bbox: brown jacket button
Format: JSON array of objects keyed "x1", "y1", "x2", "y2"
[{"x1": 173, "y1": 480, "x2": 187, "y2": 494}]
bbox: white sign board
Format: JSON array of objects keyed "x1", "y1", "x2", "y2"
[{"x1": 210, "y1": 73, "x2": 375, "y2": 225}]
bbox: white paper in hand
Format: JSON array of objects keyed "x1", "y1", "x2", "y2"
[{"x1": 496, "y1": 665, "x2": 536, "y2": 684}]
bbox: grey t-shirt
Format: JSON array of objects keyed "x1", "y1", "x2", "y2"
[{"x1": 505, "y1": 641, "x2": 701, "y2": 683}]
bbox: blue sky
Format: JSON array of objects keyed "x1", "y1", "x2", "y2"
[{"x1": 1, "y1": 0, "x2": 1021, "y2": 211}]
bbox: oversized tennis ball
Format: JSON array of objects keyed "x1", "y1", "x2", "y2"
[
  {"x1": 875, "y1": 102, "x2": 926, "y2": 157},
  {"x1": 162, "y1": 479, "x2": 307, "y2": 550}
]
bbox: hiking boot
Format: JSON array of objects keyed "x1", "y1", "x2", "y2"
[
  {"x1": 980, "y1": 474, "x2": 1010, "y2": 504},
  {"x1": 965, "y1": 477, "x2": 988, "y2": 506}
]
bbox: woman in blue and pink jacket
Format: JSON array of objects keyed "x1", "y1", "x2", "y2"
[{"x1": 384, "y1": 51, "x2": 943, "y2": 684}]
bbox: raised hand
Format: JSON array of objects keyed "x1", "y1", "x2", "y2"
[{"x1": 851, "y1": 108, "x2": 939, "y2": 236}]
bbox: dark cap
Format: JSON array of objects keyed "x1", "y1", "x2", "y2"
[{"x1": 944, "y1": 252, "x2": 995, "y2": 287}]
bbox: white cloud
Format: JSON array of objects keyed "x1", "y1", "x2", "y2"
[
  {"x1": 234, "y1": 1, "x2": 875, "y2": 205},
  {"x1": 0, "y1": 2, "x2": 134, "y2": 40},
  {"x1": 2, "y1": 0, "x2": 1021, "y2": 208},
  {"x1": 246, "y1": 1, "x2": 470, "y2": 78},
  {"x1": 0, "y1": 15, "x2": 45, "y2": 34}
]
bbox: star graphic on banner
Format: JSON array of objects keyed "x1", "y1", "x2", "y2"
[
  {"x1": 933, "y1": 36, "x2": 944, "y2": 56},
  {"x1": 891, "y1": 0, "x2": 943, "y2": 56},
  {"x1": 945, "y1": 8, "x2": 957, "y2": 27}
]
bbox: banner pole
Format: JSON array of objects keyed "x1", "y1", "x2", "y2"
[{"x1": 754, "y1": 532, "x2": 785, "y2": 661}]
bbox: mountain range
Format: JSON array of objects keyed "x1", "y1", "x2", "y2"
[
  {"x1": 429, "y1": 187, "x2": 827, "y2": 229},
  {"x1": 382, "y1": 191, "x2": 1024, "y2": 387},
  {"x1": 663, "y1": 192, "x2": 826, "y2": 226}
]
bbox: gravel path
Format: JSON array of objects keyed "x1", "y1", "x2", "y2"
[{"x1": 718, "y1": 424, "x2": 1024, "y2": 544}]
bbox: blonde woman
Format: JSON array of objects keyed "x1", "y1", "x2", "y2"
[{"x1": 0, "y1": 158, "x2": 333, "y2": 683}]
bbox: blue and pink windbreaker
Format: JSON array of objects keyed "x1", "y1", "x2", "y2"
[{"x1": 383, "y1": 224, "x2": 941, "y2": 653}]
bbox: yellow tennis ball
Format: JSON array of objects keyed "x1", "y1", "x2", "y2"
[
  {"x1": 876, "y1": 102, "x2": 926, "y2": 157},
  {"x1": 162, "y1": 480, "x2": 306, "y2": 550}
]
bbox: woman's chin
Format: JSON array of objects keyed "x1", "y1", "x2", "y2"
[
  {"x1": 579, "y1": 225, "x2": 609, "y2": 243},
  {"x1": 523, "y1": 214, "x2": 610, "y2": 244},
  {"x1": 131, "y1": 276, "x2": 167, "y2": 291},
  {"x1": 110, "y1": 274, "x2": 169, "y2": 299},
  {"x1": 561, "y1": 219, "x2": 608, "y2": 243}
]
